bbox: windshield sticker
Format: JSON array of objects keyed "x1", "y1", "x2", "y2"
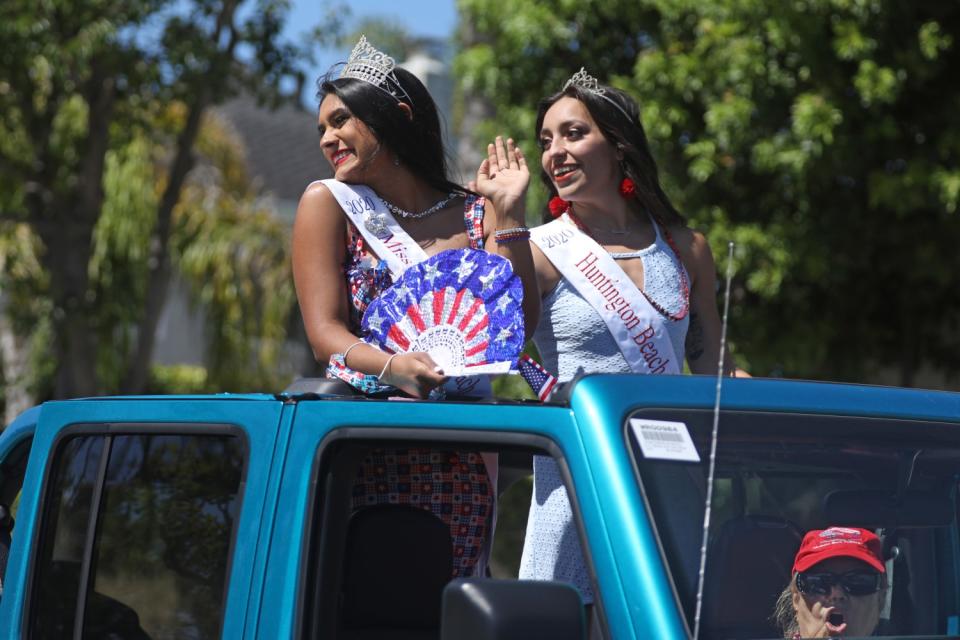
[{"x1": 629, "y1": 418, "x2": 701, "y2": 462}]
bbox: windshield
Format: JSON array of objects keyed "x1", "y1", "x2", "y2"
[{"x1": 628, "y1": 409, "x2": 960, "y2": 640}]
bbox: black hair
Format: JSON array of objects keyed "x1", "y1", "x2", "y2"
[
  {"x1": 535, "y1": 83, "x2": 684, "y2": 226},
  {"x1": 317, "y1": 68, "x2": 464, "y2": 196}
]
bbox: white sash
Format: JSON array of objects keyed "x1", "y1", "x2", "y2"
[
  {"x1": 531, "y1": 214, "x2": 680, "y2": 375},
  {"x1": 321, "y1": 179, "x2": 427, "y2": 277}
]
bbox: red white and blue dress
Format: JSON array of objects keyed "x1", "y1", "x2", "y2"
[{"x1": 328, "y1": 193, "x2": 494, "y2": 577}]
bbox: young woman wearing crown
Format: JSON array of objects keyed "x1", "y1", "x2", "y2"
[
  {"x1": 292, "y1": 36, "x2": 538, "y2": 578},
  {"x1": 519, "y1": 69, "x2": 743, "y2": 605},
  {"x1": 293, "y1": 36, "x2": 538, "y2": 400}
]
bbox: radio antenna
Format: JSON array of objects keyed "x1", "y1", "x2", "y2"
[{"x1": 692, "y1": 241, "x2": 735, "y2": 640}]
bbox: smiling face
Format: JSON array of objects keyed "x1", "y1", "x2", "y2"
[
  {"x1": 539, "y1": 96, "x2": 621, "y2": 206},
  {"x1": 317, "y1": 93, "x2": 387, "y2": 183},
  {"x1": 792, "y1": 557, "x2": 883, "y2": 637}
]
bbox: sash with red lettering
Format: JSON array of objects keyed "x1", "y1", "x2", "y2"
[
  {"x1": 320, "y1": 179, "x2": 427, "y2": 277},
  {"x1": 530, "y1": 214, "x2": 680, "y2": 375}
]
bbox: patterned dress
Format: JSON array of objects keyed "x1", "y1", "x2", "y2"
[{"x1": 330, "y1": 193, "x2": 493, "y2": 577}]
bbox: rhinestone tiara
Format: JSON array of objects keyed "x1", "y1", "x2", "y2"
[
  {"x1": 340, "y1": 35, "x2": 414, "y2": 105},
  {"x1": 563, "y1": 67, "x2": 603, "y2": 94},
  {"x1": 562, "y1": 67, "x2": 632, "y2": 120}
]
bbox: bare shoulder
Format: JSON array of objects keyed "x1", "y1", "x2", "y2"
[
  {"x1": 294, "y1": 181, "x2": 346, "y2": 233},
  {"x1": 298, "y1": 180, "x2": 339, "y2": 214},
  {"x1": 670, "y1": 224, "x2": 714, "y2": 262},
  {"x1": 665, "y1": 224, "x2": 717, "y2": 289},
  {"x1": 292, "y1": 182, "x2": 350, "y2": 267}
]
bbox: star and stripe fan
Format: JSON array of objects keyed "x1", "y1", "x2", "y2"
[{"x1": 362, "y1": 249, "x2": 524, "y2": 375}]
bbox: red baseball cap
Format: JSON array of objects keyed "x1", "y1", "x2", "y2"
[{"x1": 793, "y1": 526, "x2": 885, "y2": 573}]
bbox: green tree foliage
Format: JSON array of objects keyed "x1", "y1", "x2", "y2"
[
  {"x1": 0, "y1": 221, "x2": 51, "y2": 420},
  {"x1": 0, "y1": 0, "x2": 310, "y2": 402},
  {"x1": 456, "y1": 0, "x2": 960, "y2": 385},
  {"x1": 93, "y1": 106, "x2": 295, "y2": 393},
  {"x1": 172, "y1": 112, "x2": 296, "y2": 391},
  {"x1": 3, "y1": 103, "x2": 295, "y2": 408}
]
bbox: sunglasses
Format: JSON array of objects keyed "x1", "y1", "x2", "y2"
[{"x1": 796, "y1": 570, "x2": 882, "y2": 596}]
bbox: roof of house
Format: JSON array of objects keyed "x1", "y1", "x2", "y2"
[{"x1": 214, "y1": 94, "x2": 331, "y2": 213}]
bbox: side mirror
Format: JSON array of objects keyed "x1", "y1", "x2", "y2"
[{"x1": 441, "y1": 578, "x2": 587, "y2": 640}]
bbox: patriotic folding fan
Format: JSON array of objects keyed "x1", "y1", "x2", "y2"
[{"x1": 362, "y1": 248, "x2": 524, "y2": 376}]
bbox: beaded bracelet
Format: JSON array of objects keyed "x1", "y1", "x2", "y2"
[{"x1": 494, "y1": 227, "x2": 531, "y2": 244}]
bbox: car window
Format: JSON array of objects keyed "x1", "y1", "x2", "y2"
[
  {"x1": 300, "y1": 435, "x2": 593, "y2": 639},
  {"x1": 0, "y1": 437, "x2": 32, "y2": 517},
  {"x1": 0, "y1": 437, "x2": 32, "y2": 594},
  {"x1": 31, "y1": 431, "x2": 246, "y2": 640},
  {"x1": 628, "y1": 409, "x2": 960, "y2": 640}
]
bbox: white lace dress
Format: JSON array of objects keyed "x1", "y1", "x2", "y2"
[{"x1": 521, "y1": 222, "x2": 689, "y2": 603}]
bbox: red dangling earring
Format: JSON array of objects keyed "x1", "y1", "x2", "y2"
[
  {"x1": 619, "y1": 177, "x2": 637, "y2": 199},
  {"x1": 548, "y1": 196, "x2": 570, "y2": 218}
]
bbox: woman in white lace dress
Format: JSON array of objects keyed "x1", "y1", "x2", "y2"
[{"x1": 521, "y1": 69, "x2": 742, "y2": 604}]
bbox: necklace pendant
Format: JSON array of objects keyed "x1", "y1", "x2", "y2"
[{"x1": 363, "y1": 210, "x2": 391, "y2": 239}]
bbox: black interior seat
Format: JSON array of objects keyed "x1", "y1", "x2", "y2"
[
  {"x1": 339, "y1": 504, "x2": 454, "y2": 640},
  {"x1": 703, "y1": 514, "x2": 803, "y2": 639}
]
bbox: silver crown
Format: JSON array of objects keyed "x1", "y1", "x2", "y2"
[
  {"x1": 340, "y1": 35, "x2": 413, "y2": 105},
  {"x1": 563, "y1": 67, "x2": 604, "y2": 95},
  {"x1": 561, "y1": 67, "x2": 631, "y2": 120}
]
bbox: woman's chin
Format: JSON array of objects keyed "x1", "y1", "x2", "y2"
[{"x1": 334, "y1": 166, "x2": 360, "y2": 183}]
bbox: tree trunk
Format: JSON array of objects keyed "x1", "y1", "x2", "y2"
[
  {"x1": 121, "y1": 99, "x2": 204, "y2": 394},
  {"x1": 0, "y1": 295, "x2": 33, "y2": 425},
  {"x1": 122, "y1": 1, "x2": 240, "y2": 394},
  {"x1": 32, "y1": 201, "x2": 102, "y2": 399},
  {"x1": 37, "y1": 69, "x2": 116, "y2": 399}
]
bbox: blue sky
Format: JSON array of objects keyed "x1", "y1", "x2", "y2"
[{"x1": 285, "y1": 0, "x2": 458, "y2": 101}]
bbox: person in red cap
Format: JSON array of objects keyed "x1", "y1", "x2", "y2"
[{"x1": 773, "y1": 526, "x2": 887, "y2": 638}]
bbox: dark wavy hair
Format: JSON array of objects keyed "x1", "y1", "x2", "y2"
[
  {"x1": 318, "y1": 67, "x2": 463, "y2": 195},
  {"x1": 535, "y1": 83, "x2": 684, "y2": 226}
]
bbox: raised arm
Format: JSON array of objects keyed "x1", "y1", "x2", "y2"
[
  {"x1": 292, "y1": 182, "x2": 445, "y2": 397},
  {"x1": 473, "y1": 136, "x2": 541, "y2": 339}
]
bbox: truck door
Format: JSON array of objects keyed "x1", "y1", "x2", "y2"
[
  {"x1": 254, "y1": 398, "x2": 611, "y2": 639},
  {"x1": 0, "y1": 406, "x2": 38, "y2": 596},
  {"x1": 0, "y1": 396, "x2": 286, "y2": 640}
]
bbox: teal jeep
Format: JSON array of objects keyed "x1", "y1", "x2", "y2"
[{"x1": 1, "y1": 374, "x2": 959, "y2": 639}]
